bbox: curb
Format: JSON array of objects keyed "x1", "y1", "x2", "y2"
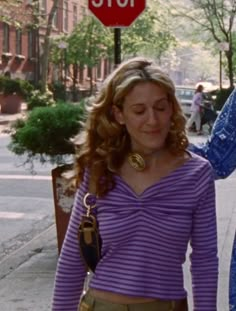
[
  {"x1": 0, "y1": 224, "x2": 56, "y2": 280},
  {"x1": 0, "y1": 119, "x2": 10, "y2": 125}
]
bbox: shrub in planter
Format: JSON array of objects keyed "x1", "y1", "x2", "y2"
[
  {"x1": 2, "y1": 77, "x2": 33, "y2": 99},
  {"x1": 9, "y1": 100, "x2": 87, "y2": 252},
  {"x1": 0, "y1": 76, "x2": 34, "y2": 113},
  {"x1": 8, "y1": 101, "x2": 87, "y2": 252},
  {"x1": 8, "y1": 101, "x2": 86, "y2": 165}
]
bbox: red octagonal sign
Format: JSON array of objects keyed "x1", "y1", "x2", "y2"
[{"x1": 88, "y1": 0, "x2": 146, "y2": 27}]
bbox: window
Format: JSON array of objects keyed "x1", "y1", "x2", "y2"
[
  {"x1": 73, "y1": 4, "x2": 78, "y2": 28},
  {"x1": 3, "y1": 23, "x2": 10, "y2": 52},
  {"x1": 64, "y1": 1, "x2": 69, "y2": 32},
  {"x1": 52, "y1": 8, "x2": 58, "y2": 28},
  {"x1": 81, "y1": 6, "x2": 86, "y2": 17},
  {"x1": 16, "y1": 29, "x2": 22, "y2": 55},
  {"x1": 28, "y1": 30, "x2": 36, "y2": 59},
  {"x1": 39, "y1": 0, "x2": 47, "y2": 17}
]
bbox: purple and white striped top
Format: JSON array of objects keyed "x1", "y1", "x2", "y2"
[{"x1": 52, "y1": 152, "x2": 218, "y2": 311}]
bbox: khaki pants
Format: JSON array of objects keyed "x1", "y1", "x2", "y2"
[
  {"x1": 79, "y1": 290, "x2": 188, "y2": 311},
  {"x1": 187, "y1": 110, "x2": 201, "y2": 132}
]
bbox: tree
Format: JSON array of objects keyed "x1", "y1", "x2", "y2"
[
  {"x1": 50, "y1": 4, "x2": 176, "y2": 95},
  {"x1": 121, "y1": 6, "x2": 176, "y2": 60},
  {"x1": 51, "y1": 16, "x2": 113, "y2": 95},
  {"x1": 165, "y1": 0, "x2": 236, "y2": 88},
  {"x1": 40, "y1": 0, "x2": 60, "y2": 93},
  {"x1": 0, "y1": 0, "x2": 34, "y2": 28},
  {"x1": 0, "y1": 0, "x2": 58, "y2": 92}
]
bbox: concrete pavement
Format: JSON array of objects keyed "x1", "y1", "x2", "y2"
[
  {"x1": 0, "y1": 104, "x2": 27, "y2": 135},
  {"x1": 0, "y1": 111, "x2": 235, "y2": 310}
]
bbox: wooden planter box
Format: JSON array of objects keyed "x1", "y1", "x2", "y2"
[
  {"x1": 51, "y1": 165, "x2": 75, "y2": 254},
  {"x1": 0, "y1": 93, "x2": 4, "y2": 112},
  {"x1": 0, "y1": 94, "x2": 23, "y2": 114}
]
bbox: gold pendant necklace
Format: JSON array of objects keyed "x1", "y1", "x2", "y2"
[{"x1": 128, "y1": 153, "x2": 146, "y2": 171}]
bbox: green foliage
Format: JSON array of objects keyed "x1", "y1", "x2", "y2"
[
  {"x1": 164, "y1": 0, "x2": 235, "y2": 87},
  {"x1": 67, "y1": 16, "x2": 112, "y2": 68},
  {"x1": 8, "y1": 102, "x2": 86, "y2": 165},
  {"x1": 27, "y1": 89, "x2": 55, "y2": 110},
  {"x1": 50, "y1": 16, "x2": 112, "y2": 69},
  {"x1": 121, "y1": 7, "x2": 176, "y2": 59},
  {"x1": 49, "y1": 81, "x2": 66, "y2": 101},
  {"x1": 215, "y1": 87, "x2": 234, "y2": 111},
  {"x1": 0, "y1": 76, "x2": 34, "y2": 100},
  {"x1": 50, "y1": 6, "x2": 176, "y2": 74}
]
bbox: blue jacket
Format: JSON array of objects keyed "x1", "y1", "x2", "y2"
[
  {"x1": 190, "y1": 88, "x2": 236, "y2": 311},
  {"x1": 189, "y1": 88, "x2": 236, "y2": 178}
]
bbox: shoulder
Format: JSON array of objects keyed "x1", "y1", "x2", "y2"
[
  {"x1": 75, "y1": 168, "x2": 90, "y2": 198},
  {"x1": 188, "y1": 151, "x2": 214, "y2": 175},
  {"x1": 195, "y1": 92, "x2": 202, "y2": 98}
]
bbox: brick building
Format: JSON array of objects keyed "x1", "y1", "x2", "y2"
[{"x1": 0, "y1": 0, "x2": 109, "y2": 88}]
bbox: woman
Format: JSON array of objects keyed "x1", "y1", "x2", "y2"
[
  {"x1": 186, "y1": 84, "x2": 204, "y2": 135},
  {"x1": 52, "y1": 57, "x2": 218, "y2": 311}
]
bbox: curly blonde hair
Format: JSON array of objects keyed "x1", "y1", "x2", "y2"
[{"x1": 73, "y1": 57, "x2": 188, "y2": 196}]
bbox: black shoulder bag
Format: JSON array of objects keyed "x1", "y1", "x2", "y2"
[{"x1": 78, "y1": 193, "x2": 102, "y2": 272}]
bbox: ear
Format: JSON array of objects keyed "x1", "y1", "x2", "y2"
[{"x1": 112, "y1": 105, "x2": 125, "y2": 125}]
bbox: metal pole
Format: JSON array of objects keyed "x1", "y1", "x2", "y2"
[
  {"x1": 35, "y1": 27, "x2": 40, "y2": 85},
  {"x1": 34, "y1": 0, "x2": 40, "y2": 85},
  {"x1": 114, "y1": 28, "x2": 121, "y2": 67},
  {"x1": 64, "y1": 49, "x2": 67, "y2": 87},
  {"x1": 219, "y1": 51, "x2": 222, "y2": 90},
  {"x1": 64, "y1": 49, "x2": 67, "y2": 100}
]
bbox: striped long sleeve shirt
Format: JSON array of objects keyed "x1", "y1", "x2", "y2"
[{"x1": 52, "y1": 152, "x2": 218, "y2": 311}]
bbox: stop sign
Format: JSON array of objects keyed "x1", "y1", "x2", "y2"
[{"x1": 88, "y1": 0, "x2": 146, "y2": 27}]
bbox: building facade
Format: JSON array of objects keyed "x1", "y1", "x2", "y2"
[{"x1": 0, "y1": 0, "x2": 109, "y2": 89}]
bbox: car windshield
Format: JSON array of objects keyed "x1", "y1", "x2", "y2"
[{"x1": 175, "y1": 88, "x2": 194, "y2": 100}]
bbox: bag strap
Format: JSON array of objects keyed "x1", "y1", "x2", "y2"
[
  {"x1": 83, "y1": 193, "x2": 96, "y2": 217},
  {"x1": 82, "y1": 175, "x2": 97, "y2": 217}
]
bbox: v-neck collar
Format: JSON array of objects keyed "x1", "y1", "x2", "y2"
[{"x1": 114, "y1": 152, "x2": 195, "y2": 198}]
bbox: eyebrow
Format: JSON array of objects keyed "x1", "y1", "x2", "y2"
[{"x1": 131, "y1": 97, "x2": 168, "y2": 107}]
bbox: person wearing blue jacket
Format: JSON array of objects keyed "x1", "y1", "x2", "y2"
[{"x1": 189, "y1": 88, "x2": 236, "y2": 311}]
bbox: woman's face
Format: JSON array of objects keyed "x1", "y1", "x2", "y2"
[{"x1": 113, "y1": 82, "x2": 173, "y2": 155}]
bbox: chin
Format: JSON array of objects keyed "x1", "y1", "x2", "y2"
[{"x1": 143, "y1": 144, "x2": 166, "y2": 154}]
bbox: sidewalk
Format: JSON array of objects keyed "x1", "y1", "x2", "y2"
[
  {"x1": 0, "y1": 225, "x2": 57, "y2": 311},
  {"x1": 0, "y1": 104, "x2": 27, "y2": 135}
]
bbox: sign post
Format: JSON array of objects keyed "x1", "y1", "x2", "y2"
[
  {"x1": 88, "y1": 0, "x2": 146, "y2": 66},
  {"x1": 218, "y1": 42, "x2": 230, "y2": 89},
  {"x1": 114, "y1": 28, "x2": 121, "y2": 66}
]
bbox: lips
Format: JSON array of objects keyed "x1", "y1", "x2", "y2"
[{"x1": 144, "y1": 130, "x2": 161, "y2": 134}]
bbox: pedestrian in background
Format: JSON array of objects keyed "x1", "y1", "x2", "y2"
[
  {"x1": 189, "y1": 88, "x2": 236, "y2": 311},
  {"x1": 52, "y1": 57, "x2": 218, "y2": 311},
  {"x1": 186, "y1": 84, "x2": 204, "y2": 135}
]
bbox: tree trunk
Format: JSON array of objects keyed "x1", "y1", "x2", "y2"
[
  {"x1": 225, "y1": 49, "x2": 234, "y2": 89},
  {"x1": 41, "y1": 0, "x2": 60, "y2": 93},
  {"x1": 72, "y1": 63, "x2": 78, "y2": 102},
  {"x1": 89, "y1": 67, "x2": 93, "y2": 95}
]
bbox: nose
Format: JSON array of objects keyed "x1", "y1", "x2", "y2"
[{"x1": 146, "y1": 108, "x2": 159, "y2": 125}]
